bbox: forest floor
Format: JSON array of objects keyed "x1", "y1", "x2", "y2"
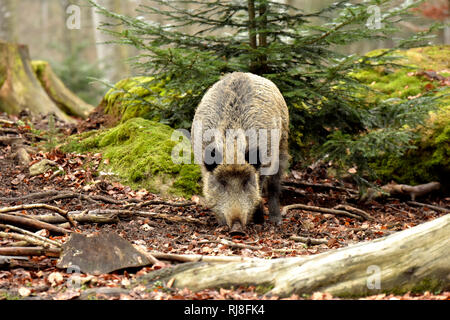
[{"x1": 0, "y1": 112, "x2": 449, "y2": 300}]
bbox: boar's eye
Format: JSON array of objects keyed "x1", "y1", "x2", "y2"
[
  {"x1": 219, "y1": 179, "x2": 227, "y2": 188},
  {"x1": 245, "y1": 148, "x2": 261, "y2": 170},
  {"x1": 204, "y1": 146, "x2": 221, "y2": 172}
]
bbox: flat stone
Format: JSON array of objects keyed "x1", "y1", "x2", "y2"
[
  {"x1": 57, "y1": 232, "x2": 151, "y2": 275},
  {"x1": 29, "y1": 159, "x2": 58, "y2": 176}
]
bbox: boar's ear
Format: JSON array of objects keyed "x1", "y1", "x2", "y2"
[
  {"x1": 204, "y1": 146, "x2": 221, "y2": 172},
  {"x1": 245, "y1": 148, "x2": 261, "y2": 170}
]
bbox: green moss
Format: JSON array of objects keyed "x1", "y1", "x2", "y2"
[
  {"x1": 408, "y1": 278, "x2": 446, "y2": 295},
  {"x1": 383, "y1": 278, "x2": 446, "y2": 297},
  {"x1": 31, "y1": 60, "x2": 48, "y2": 78},
  {"x1": 63, "y1": 117, "x2": 201, "y2": 198},
  {"x1": 255, "y1": 283, "x2": 275, "y2": 295},
  {"x1": 352, "y1": 45, "x2": 450, "y2": 104},
  {"x1": 372, "y1": 107, "x2": 450, "y2": 189},
  {"x1": 353, "y1": 46, "x2": 450, "y2": 187},
  {"x1": 103, "y1": 76, "x2": 186, "y2": 124}
]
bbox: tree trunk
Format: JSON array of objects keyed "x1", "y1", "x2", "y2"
[
  {"x1": 248, "y1": 0, "x2": 258, "y2": 73},
  {"x1": 258, "y1": 1, "x2": 268, "y2": 73},
  {"x1": 0, "y1": 41, "x2": 90, "y2": 122},
  {"x1": 146, "y1": 214, "x2": 450, "y2": 297},
  {"x1": 91, "y1": 0, "x2": 124, "y2": 82},
  {"x1": 32, "y1": 60, "x2": 93, "y2": 119}
]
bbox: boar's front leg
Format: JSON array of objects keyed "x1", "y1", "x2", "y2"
[
  {"x1": 252, "y1": 201, "x2": 265, "y2": 224},
  {"x1": 267, "y1": 171, "x2": 282, "y2": 225}
]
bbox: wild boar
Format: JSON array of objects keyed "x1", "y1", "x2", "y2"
[{"x1": 191, "y1": 72, "x2": 289, "y2": 232}]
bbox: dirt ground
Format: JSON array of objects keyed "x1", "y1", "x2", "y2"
[{"x1": 0, "y1": 112, "x2": 449, "y2": 300}]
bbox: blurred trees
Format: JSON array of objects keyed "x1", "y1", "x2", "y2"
[
  {"x1": 0, "y1": 0, "x2": 448, "y2": 95},
  {"x1": 0, "y1": 0, "x2": 17, "y2": 42}
]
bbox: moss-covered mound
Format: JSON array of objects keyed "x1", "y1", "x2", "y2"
[
  {"x1": 101, "y1": 76, "x2": 189, "y2": 126},
  {"x1": 374, "y1": 108, "x2": 449, "y2": 188},
  {"x1": 352, "y1": 46, "x2": 450, "y2": 103},
  {"x1": 354, "y1": 45, "x2": 450, "y2": 187},
  {"x1": 63, "y1": 117, "x2": 201, "y2": 198}
]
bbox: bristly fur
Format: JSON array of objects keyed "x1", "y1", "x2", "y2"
[{"x1": 191, "y1": 72, "x2": 290, "y2": 228}]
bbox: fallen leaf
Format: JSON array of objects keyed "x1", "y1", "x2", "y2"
[
  {"x1": 18, "y1": 287, "x2": 31, "y2": 297},
  {"x1": 48, "y1": 272, "x2": 64, "y2": 286}
]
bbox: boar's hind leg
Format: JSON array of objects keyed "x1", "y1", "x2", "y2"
[
  {"x1": 267, "y1": 171, "x2": 282, "y2": 225},
  {"x1": 252, "y1": 201, "x2": 265, "y2": 224}
]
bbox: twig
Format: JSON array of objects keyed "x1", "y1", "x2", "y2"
[
  {"x1": 0, "y1": 224, "x2": 61, "y2": 248},
  {"x1": 363, "y1": 181, "x2": 441, "y2": 202},
  {"x1": 333, "y1": 204, "x2": 374, "y2": 221},
  {"x1": 0, "y1": 190, "x2": 125, "y2": 206},
  {"x1": 407, "y1": 201, "x2": 450, "y2": 213},
  {"x1": 124, "y1": 199, "x2": 195, "y2": 209},
  {"x1": 132, "y1": 245, "x2": 164, "y2": 266},
  {"x1": 151, "y1": 252, "x2": 263, "y2": 263},
  {"x1": 0, "y1": 231, "x2": 57, "y2": 248},
  {"x1": 5, "y1": 241, "x2": 29, "y2": 247},
  {"x1": 0, "y1": 127, "x2": 19, "y2": 134},
  {"x1": 0, "y1": 136, "x2": 22, "y2": 145},
  {"x1": 0, "y1": 257, "x2": 53, "y2": 269},
  {"x1": 31, "y1": 211, "x2": 118, "y2": 224},
  {"x1": 2, "y1": 191, "x2": 112, "y2": 206},
  {"x1": 0, "y1": 118, "x2": 14, "y2": 125},
  {"x1": 0, "y1": 203, "x2": 77, "y2": 227},
  {"x1": 281, "y1": 203, "x2": 364, "y2": 221},
  {"x1": 213, "y1": 238, "x2": 263, "y2": 250},
  {"x1": 94, "y1": 209, "x2": 205, "y2": 225},
  {"x1": 32, "y1": 209, "x2": 204, "y2": 225},
  {"x1": 0, "y1": 246, "x2": 61, "y2": 257},
  {"x1": 289, "y1": 235, "x2": 329, "y2": 246},
  {"x1": 45, "y1": 192, "x2": 98, "y2": 204},
  {"x1": 0, "y1": 213, "x2": 72, "y2": 234},
  {"x1": 281, "y1": 186, "x2": 307, "y2": 197},
  {"x1": 89, "y1": 195, "x2": 125, "y2": 204},
  {"x1": 282, "y1": 180, "x2": 358, "y2": 195},
  {"x1": 0, "y1": 191, "x2": 59, "y2": 202}
]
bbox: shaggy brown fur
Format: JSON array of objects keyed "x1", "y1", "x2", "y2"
[{"x1": 191, "y1": 72, "x2": 289, "y2": 229}]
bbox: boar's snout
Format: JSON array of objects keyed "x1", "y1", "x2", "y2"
[
  {"x1": 230, "y1": 221, "x2": 246, "y2": 236},
  {"x1": 227, "y1": 206, "x2": 247, "y2": 236}
]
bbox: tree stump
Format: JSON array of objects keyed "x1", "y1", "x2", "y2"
[{"x1": 0, "y1": 41, "x2": 93, "y2": 122}]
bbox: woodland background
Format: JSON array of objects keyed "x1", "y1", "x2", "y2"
[{"x1": 1, "y1": 0, "x2": 449, "y2": 105}]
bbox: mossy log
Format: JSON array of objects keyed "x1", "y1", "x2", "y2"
[
  {"x1": 148, "y1": 214, "x2": 450, "y2": 297},
  {"x1": 0, "y1": 41, "x2": 92, "y2": 122},
  {"x1": 32, "y1": 60, "x2": 93, "y2": 119}
]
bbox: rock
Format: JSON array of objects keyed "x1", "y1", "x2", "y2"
[
  {"x1": 29, "y1": 159, "x2": 58, "y2": 176},
  {"x1": 15, "y1": 147, "x2": 31, "y2": 166},
  {"x1": 57, "y1": 232, "x2": 152, "y2": 275}
]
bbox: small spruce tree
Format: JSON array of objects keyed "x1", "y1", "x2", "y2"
[{"x1": 89, "y1": 0, "x2": 444, "y2": 188}]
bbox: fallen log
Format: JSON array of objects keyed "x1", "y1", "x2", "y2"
[{"x1": 144, "y1": 214, "x2": 450, "y2": 297}]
